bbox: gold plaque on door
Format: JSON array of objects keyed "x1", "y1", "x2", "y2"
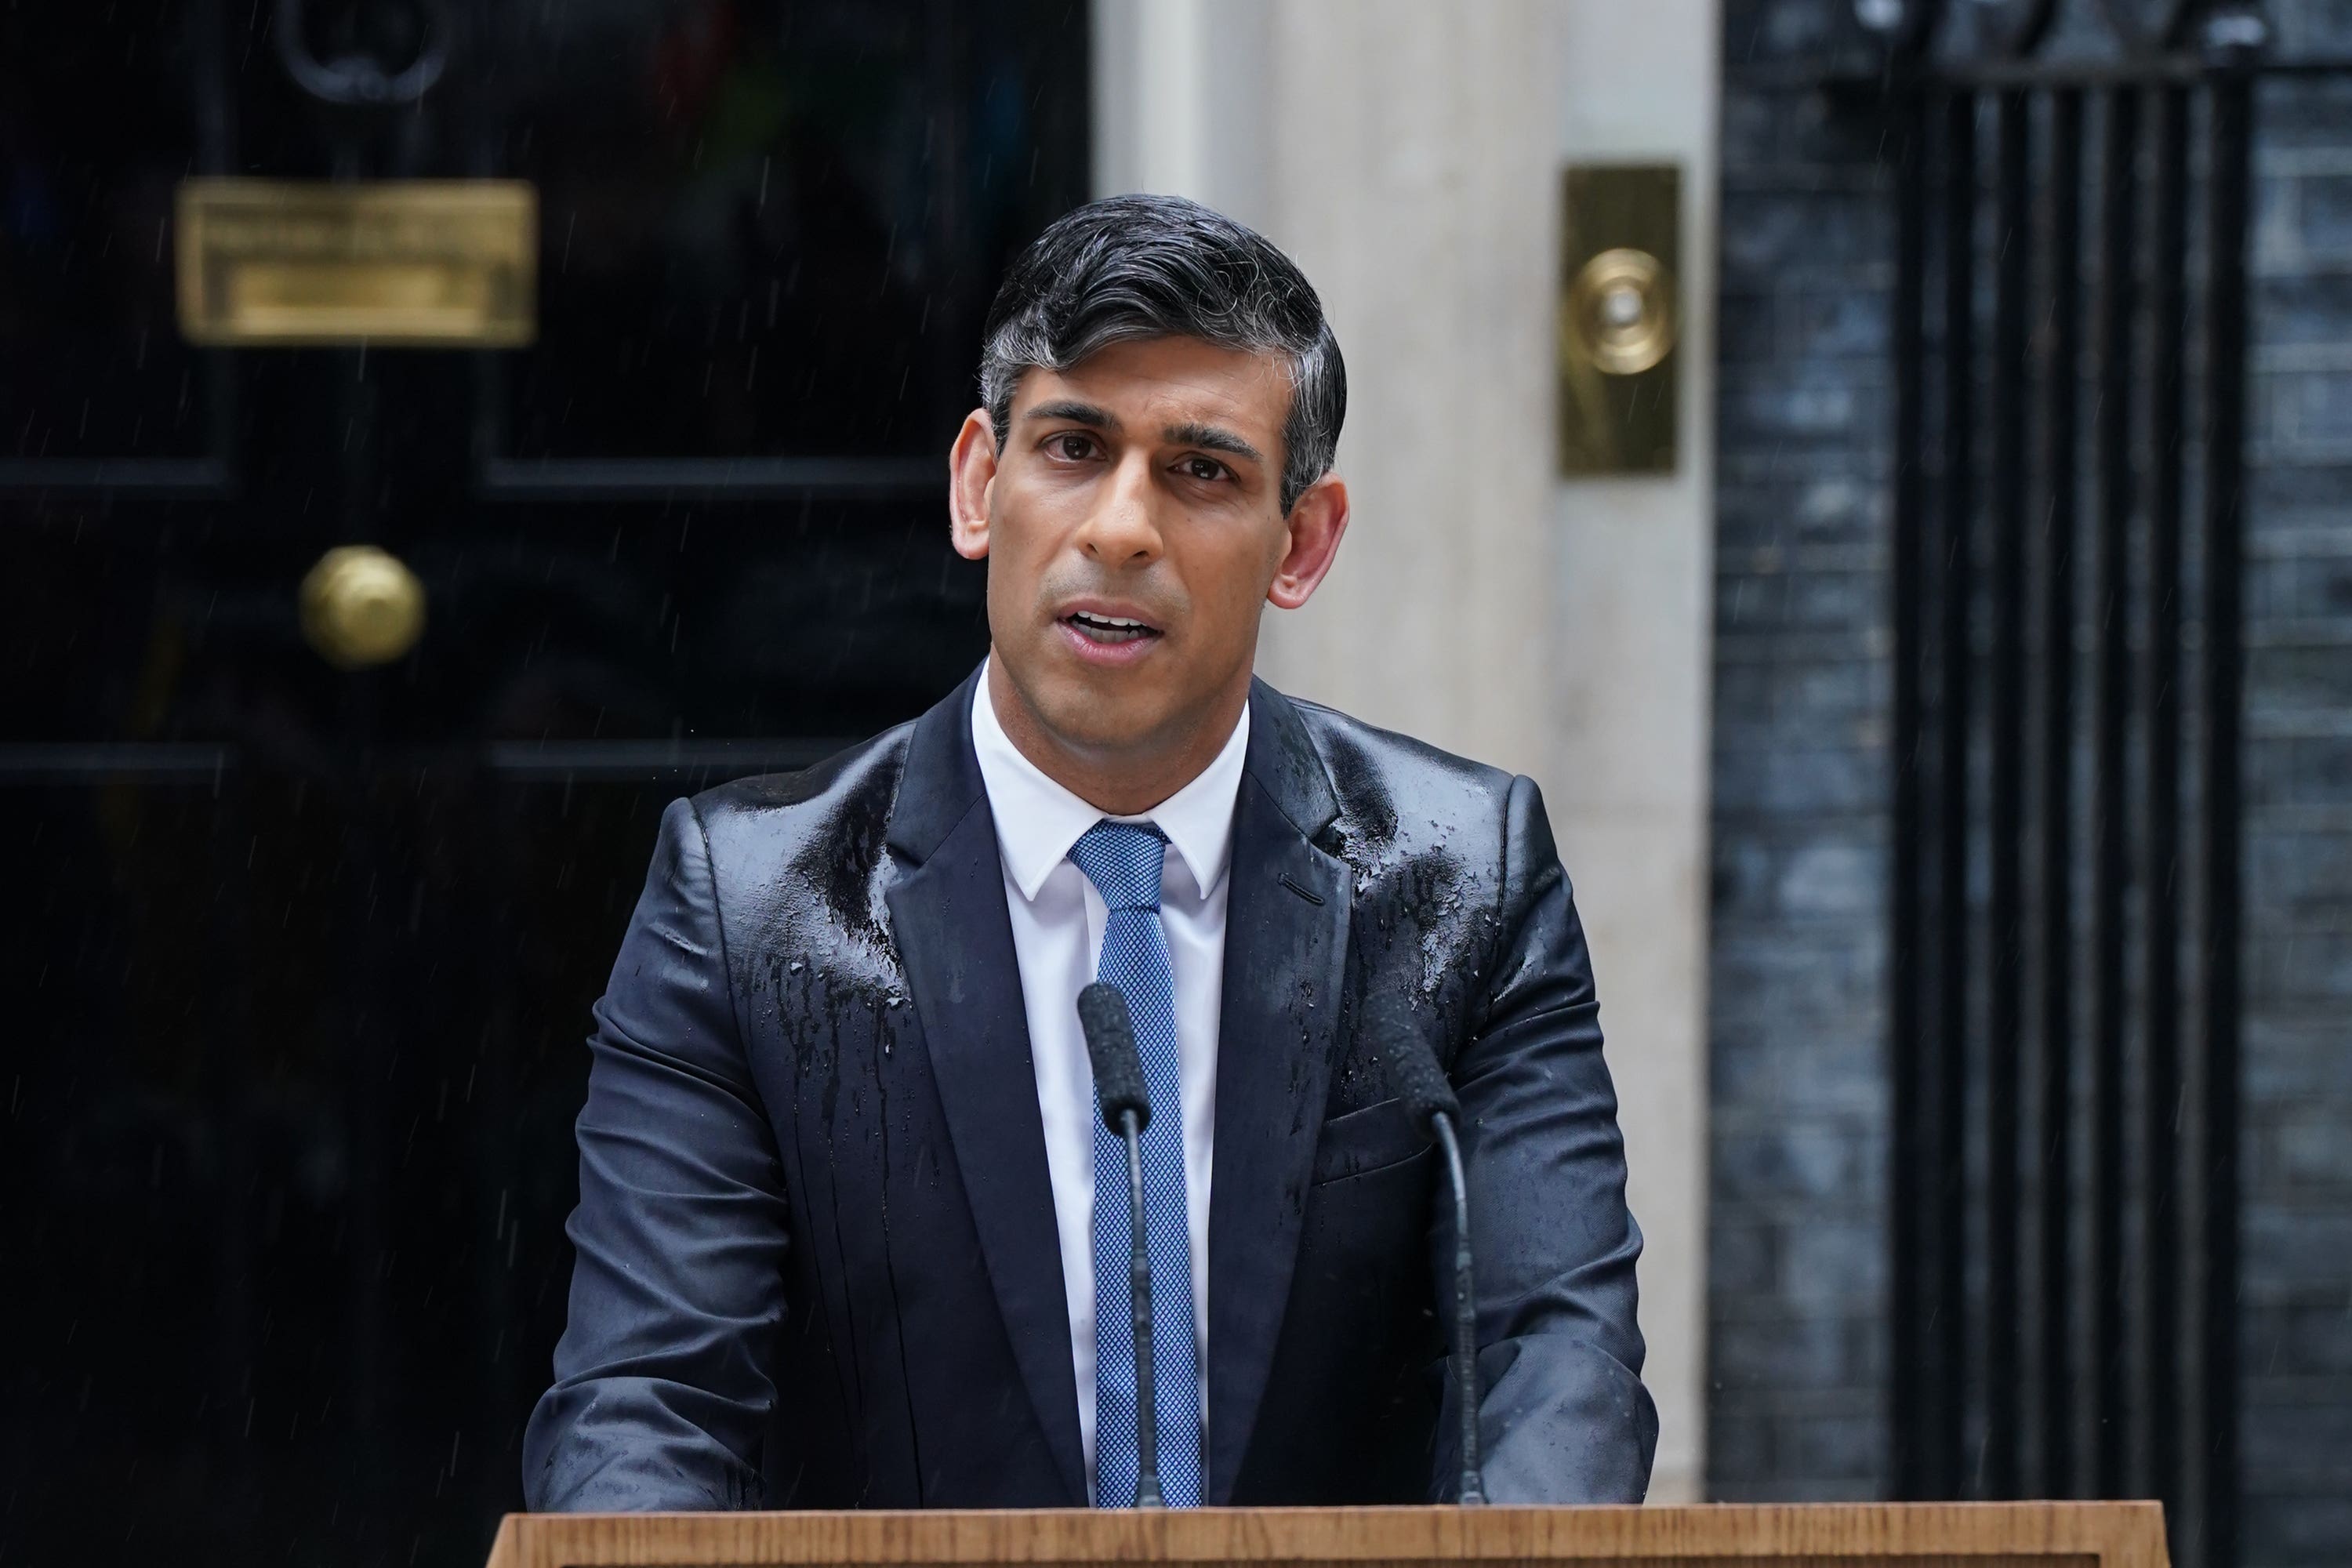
[
  {"x1": 175, "y1": 180, "x2": 536, "y2": 347},
  {"x1": 1558, "y1": 163, "x2": 1679, "y2": 475}
]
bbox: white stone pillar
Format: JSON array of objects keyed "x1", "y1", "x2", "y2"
[
  {"x1": 1093, "y1": 0, "x2": 1717, "y2": 1502},
  {"x1": 1544, "y1": 5, "x2": 1720, "y2": 1507}
]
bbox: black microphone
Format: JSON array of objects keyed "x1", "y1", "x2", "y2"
[
  {"x1": 1077, "y1": 982, "x2": 1165, "y2": 1508},
  {"x1": 1372, "y1": 994, "x2": 1486, "y2": 1505}
]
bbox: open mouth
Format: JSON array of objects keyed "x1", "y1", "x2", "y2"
[{"x1": 1062, "y1": 610, "x2": 1162, "y2": 646}]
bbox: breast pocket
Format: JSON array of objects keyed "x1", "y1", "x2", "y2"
[{"x1": 1308, "y1": 1096, "x2": 1432, "y2": 1185}]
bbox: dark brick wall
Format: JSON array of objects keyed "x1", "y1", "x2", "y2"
[
  {"x1": 1709, "y1": 27, "x2": 1896, "y2": 1500},
  {"x1": 1708, "y1": 1, "x2": 2352, "y2": 1551},
  {"x1": 2238, "y1": 46, "x2": 2352, "y2": 1561}
]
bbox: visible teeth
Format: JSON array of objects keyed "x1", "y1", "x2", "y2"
[{"x1": 1068, "y1": 611, "x2": 1154, "y2": 644}]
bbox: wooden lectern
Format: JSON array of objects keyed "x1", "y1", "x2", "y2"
[{"x1": 485, "y1": 1503, "x2": 2169, "y2": 1568}]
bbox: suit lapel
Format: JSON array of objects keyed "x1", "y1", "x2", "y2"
[
  {"x1": 1206, "y1": 681, "x2": 1348, "y2": 1502},
  {"x1": 884, "y1": 669, "x2": 1087, "y2": 1505}
]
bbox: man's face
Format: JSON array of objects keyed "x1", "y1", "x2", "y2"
[{"x1": 951, "y1": 335, "x2": 1338, "y2": 764}]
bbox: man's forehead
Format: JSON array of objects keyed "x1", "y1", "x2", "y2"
[{"x1": 1015, "y1": 337, "x2": 1287, "y2": 430}]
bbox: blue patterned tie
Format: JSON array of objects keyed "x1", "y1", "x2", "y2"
[{"x1": 1069, "y1": 819, "x2": 1203, "y2": 1508}]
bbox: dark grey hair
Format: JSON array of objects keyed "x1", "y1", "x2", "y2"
[{"x1": 978, "y1": 194, "x2": 1347, "y2": 515}]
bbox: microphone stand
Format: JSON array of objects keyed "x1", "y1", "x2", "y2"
[
  {"x1": 1428, "y1": 1109, "x2": 1484, "y2": 1505},
  {"x1": 1115, "y1": 1104, "x2": 1165, "y2": 1508},
  {"x1": 1079, "y1": 982, "x2": 1166, "y2": 1508},
  {"x1": 1371, "y1": 994, "x2": 1486, "y2": 1504}
]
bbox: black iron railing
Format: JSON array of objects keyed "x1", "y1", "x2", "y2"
[{"x1": 1856, "y1": 3, "x2": 2288, "y2": 1565}]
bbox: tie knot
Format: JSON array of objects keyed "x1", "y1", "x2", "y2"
[{"x1": 1068, "y1": 819, "x2": 1167, "y2": 912}]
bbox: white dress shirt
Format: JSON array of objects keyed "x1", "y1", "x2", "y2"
[{"x1": 968, "y1": 657, "x2": 1247, "y2": 1497}]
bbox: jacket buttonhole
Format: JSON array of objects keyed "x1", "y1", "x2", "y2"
[{"x1": 1278, "y1": 872, "x2": 1327, "y2": 906}]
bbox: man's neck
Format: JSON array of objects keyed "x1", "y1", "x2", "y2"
[{"x1": 985, "y1": 657, "x2": 1247, "y2": 818}]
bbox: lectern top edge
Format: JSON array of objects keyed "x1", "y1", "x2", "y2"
[{"x1": 485, "y1": 1501, "x2": 2170, "y2": 1568}]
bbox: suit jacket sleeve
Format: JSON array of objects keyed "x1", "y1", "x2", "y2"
[
  {"x1": 521, "y1": 797, "x2": 791, "y2": 1511},
  {"x1": 1434, "y1": 774, "x2": 1658, "y2": 1503}
]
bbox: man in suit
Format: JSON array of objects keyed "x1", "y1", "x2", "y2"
[{"x1": 523, "y1": 194, "x2": 1656, "y2": 1512}]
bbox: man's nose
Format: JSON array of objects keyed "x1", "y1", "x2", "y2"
[{"x1": 1075, "y1": 452, "x2": 1165, "y2": 564}]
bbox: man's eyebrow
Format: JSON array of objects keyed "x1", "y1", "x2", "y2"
[
  {"x1": 1164, "y1": 421, "x2": 1265, "y2": 465},
  {"x1": 1022, "y1": 398, "x2": 1122, "y2": 430}
]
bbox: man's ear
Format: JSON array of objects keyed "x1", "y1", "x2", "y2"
[
  {"x1": 1267, "y1": 471, "x2": 1349, "y2": 611},
  {"x1": 949, "y1": 408, "x2": 998, "y2": 561}
]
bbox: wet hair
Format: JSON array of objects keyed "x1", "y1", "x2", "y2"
[{"x1": 978, "y1": 194, "x2": 1347, "y2": 515}]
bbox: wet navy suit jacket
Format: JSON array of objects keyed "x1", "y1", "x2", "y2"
[{"x1": 522, "y1": 666, "x2": 1657, "y2": 1510}]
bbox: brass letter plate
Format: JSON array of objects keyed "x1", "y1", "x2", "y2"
[
  {"x1": 1558, "y1": 162, "x2": 1679, "y2": 475},
  {"x1": 175, "y1": 180, "x2": 536, "y2": 347}
]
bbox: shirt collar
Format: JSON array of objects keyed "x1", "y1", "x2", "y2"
[{"x1": 969, "y1": 655, "x2": 1250, "y2": 904}]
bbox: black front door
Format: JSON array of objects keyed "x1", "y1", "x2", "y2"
[{"x1": 1, "y1": 4, "x2": 1087, "y2": 1562}]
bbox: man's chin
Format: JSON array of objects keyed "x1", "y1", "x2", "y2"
[
  {"x1": 1033, "y1": 697, "x2": 1167, "y2": 757},
  {"x1": 1011, "y1": 664, "x2": 1169, "y2": 750}
]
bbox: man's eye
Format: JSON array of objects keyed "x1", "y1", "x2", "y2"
[
  {"x1": 1180, "y1": 456, "x2": 1229, "y2": 483},
  {"x1": 1049, "y1": 434, "x2": 1096, "y2": 461}
]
